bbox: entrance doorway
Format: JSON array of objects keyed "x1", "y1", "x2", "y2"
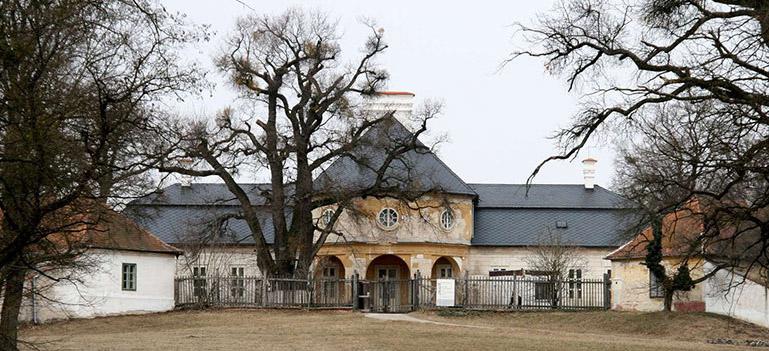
[
  {"x1": 365, "y1": 255, "x2": 410, "y2": 313},
  {"x1": 376, "y1": 265, "x2": 399, "y2": 309}
]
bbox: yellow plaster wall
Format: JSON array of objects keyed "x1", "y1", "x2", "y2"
[
  {"x1": 314, "y1": 194, "x2": 474, "y2": 246},
  {"x1": 317, "y1": 242, "x2": 468, "y2": 279},
  {"x1": 611, "y1": 258, "x2": 705, "y2": 311}
]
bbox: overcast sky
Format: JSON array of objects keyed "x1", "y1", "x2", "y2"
[{"x1": 162, "y1": 0, "x2": 617, "y2": 188}]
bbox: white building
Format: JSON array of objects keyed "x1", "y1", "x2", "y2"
[
  {"x1": 704, "y1": 262, "x2": 769, "y2": 329},
  {"x1": 20, "y1": 209, "x2": 180, "y2": 323}
]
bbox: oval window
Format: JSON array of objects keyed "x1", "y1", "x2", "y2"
[
  {"x1": 377, "y1": 208, "x2": 399, "y2": 229},
  {"x1": 321, "y1": 208, "x2": 335, "y2": 226},
  {"x1": 440, "y1": 209, "x2": 454, "y2": 230}
]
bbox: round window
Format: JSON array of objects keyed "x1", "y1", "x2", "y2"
[
  {"x1": 321, "y1": 208, "x2": 335, "y2": 226},
  {"x1": 377, "y1": 208, "x2": 399, "y2": 229},
  {"x1": 440, "y1": 209, "x2": 454, "y2": 230}
]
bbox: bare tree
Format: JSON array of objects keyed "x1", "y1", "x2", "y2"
[
  {"x1": 613, "y1": 103, "x2": 768, "y2": 310},
  {"x1": 0, "y1": 0, "x2": 201, "y2": 348},
  {"x1": 512, "y1": 0, "x2": 769, "y2": 285},
  {"x1": 525, "y1": 229, "x2": 587, "y2": 308},
  {"x1": 161, "y1": 9, "x2": 445, "y2": 278}
]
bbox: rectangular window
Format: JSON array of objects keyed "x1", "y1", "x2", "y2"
[
  {"x1": 535, "y1": 281, "x2": 553, "y2": 300},
  {"x1": 122, "y1": 263, "x2": 136, "y2": 291},
  {"x1": 193, "y1": 266, "x2": 207, "y2": 298},
  {"x1": 230, "y1": 267, "x2": 245, "y2": 298},
  {"x1": 437, "y1": 264, "x2": 453, "y2": 278},
  {"x1": 649, "y1": 271, "x2": 664, "y2": 298},
  {"x1": 568, "y1": 269, "x2": 583, "y2": 299}
]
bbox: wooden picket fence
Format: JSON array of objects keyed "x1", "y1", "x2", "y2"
[{"x1": 174, "y1": 273, "x2": 611, "y2": 311}]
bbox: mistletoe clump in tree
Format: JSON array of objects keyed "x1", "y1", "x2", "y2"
[{"x1": 163, "y1": 9, "x2": 445, "y2": 277}]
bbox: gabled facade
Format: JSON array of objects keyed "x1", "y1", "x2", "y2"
[
  {"x1": 125, "y1": 93, "x2": 635, "y2": 284},
  {"x1": 20, "y1": 207, "x2": 180, "y2": 322}
]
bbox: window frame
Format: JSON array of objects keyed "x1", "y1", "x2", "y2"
[
  {"x1": 436, "y1": 264, "x2": 453, "y2": 278},
  {"x1": 377, "y1": 207, "x2": 399, "y2": 230},
  {"x1": 193, "y1": 265, "x2": 208, "y2": 298},
  {"x1": 568, "y1": 269, "x2": 583, "y2": 299},
  {"x1": 440, "y1": 209, "x2": 455, "y2": 230},
  {"x1": 321, "y1": 208, "x2": 335, "y2": 227},
  {"x1": 121, "y1": 263, "x2": 137, "y2": 291},
  {"x1": 649, "y1": 270, "x2": 665, "y2": 298},
  {"x1": 534, "y1": 281, "x2": 554, "y2": 300},
  {"x1": 230, "y1": 266, "x2": 245, "y2": 298}
]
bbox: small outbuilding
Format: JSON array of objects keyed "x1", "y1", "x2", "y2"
[
  {"x1": 606, "y1": 203, "x2": 707, "y2": 312},
  {"x1": 608, "y1": 200, "x2": 769, "y2": 328},
  {"x1": 20, "y1": 208, "x2": 180, "y2": 323}
]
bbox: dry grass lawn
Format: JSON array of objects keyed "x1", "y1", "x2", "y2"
[{"x1": 19, "y1": 309, "x2": 769, "y2": 351}]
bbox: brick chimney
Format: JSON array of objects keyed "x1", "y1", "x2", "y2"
[
  {"x1": 582, "y1": 157, "x2": 597, "y2": 190},
  {"x1": 364, "y1": 91, "x2": 415, "y2": 130}
]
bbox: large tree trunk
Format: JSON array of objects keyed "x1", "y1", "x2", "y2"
[
  {"x1": 663, "y1": 290, "x2": 673, "y2": 312},
  {"x1": 0, "y1": 267, "x2": 27, "y2": 351}
]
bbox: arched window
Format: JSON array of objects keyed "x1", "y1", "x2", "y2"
[
  {"x1": 321, "y1": 208, "x2": 335, "y2": 226},
  {"x1": 440, "y1": 209, "x2": 454, "y2": 230},
  {"x1": 377, "y1": 208, "x2": 399, "y2": 229}
]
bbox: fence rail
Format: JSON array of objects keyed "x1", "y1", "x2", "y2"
[
  {"x1": 174, "y1": 273, "x2": 611, "y2": 311},
  {"x1": 175, "y1": 276, "x2": 356, "y2": 309}
]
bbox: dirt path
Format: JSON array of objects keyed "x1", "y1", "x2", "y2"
[{"x1": 364, "y1": 313, "x2": 492, "y2": 328}]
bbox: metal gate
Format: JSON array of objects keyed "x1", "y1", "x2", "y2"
[{"x1": 362, "y1": 279, "x2": 415, "y2": 313}]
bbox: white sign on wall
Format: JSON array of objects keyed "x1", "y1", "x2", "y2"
[{"x1": 436, "y1": 279, "x2": 455, "y2": 307}]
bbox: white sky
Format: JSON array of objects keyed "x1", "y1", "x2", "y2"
[{"x1": 162, "y1": 0, "x2": 617, "y2": 188}]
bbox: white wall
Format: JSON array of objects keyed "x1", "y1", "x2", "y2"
[
  {"x1": 704, "y1": 262, "x2": 769, "y2": 328},
  {"x1": 23, "y1": 249, "x2": 177, "y2": 322},
  {"x1": 467, "y1": 246, "x2": 614, "y2": 279},
  {"x1": 175, "y1": 246, "x2": 261, "y2": 277}
]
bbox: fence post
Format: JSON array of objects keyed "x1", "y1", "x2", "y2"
[
  {"x1": 261, "y1": 274, "x2": 268, "y2": 307},
  {"x1": 603, "y1": 273, "x2": 611, "y2": 310},
  {"x1": 413, "y1": 271, "x2": 419, "y2": 310},
  {"x1": 307, "y1": 271, "x2": 312, "y2": 310},
  {"x1": 352, "y1": 272, "x2": 359, "y2": 311},
  {"x1": 463, "y1": 270, "x2": 469, "y2": 306}
]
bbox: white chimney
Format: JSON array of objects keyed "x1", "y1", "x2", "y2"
[
  {"x1": 179, "y1": 158, "x2": 194, "y2": 188},
  {"x1": 582, "y1": 157, "x2": 597, "y2": 190},
  {"x1": 364, "y1": 91, "x2": 415, "y2": 130}
]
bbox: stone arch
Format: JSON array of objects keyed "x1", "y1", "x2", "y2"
[
  {"x1": 431, "y1": 256, "x2": 460, "y2": 279},
  {"x1": 365, "y1": 254, "x2": 410, "y2": 281},
  {"x1": 314, "y1": 255, "x2": 346, "y2": 280}
]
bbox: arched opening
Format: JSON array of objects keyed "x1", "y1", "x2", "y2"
[
  {"x1": 365, "y1": 255, "x2": 411, "y2": 312},
  {"x1": 313, "y1": 256, "x2": 346, "y2": 306},
  {"x1": 314, "y1": 256, "x2": 346, "y2": 280},
  {"x1": 365, "y1": 254, "x2": 410, "y2": 281},
  {"x1": 431, "y1": 256, "x2": 460, "y2": 279}
]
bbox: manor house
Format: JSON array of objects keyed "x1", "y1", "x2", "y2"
[{"x1": 125, "y1": 92, "x2": 633, "y2": 283}]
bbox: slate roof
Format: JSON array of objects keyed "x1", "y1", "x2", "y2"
[
  {"x1": 129, "y1": 183, "x2": 275, "y2": 206},
  {"x1": 470, "y1": 184, "x2": 636, "y2": 247},
  {"x1": 124, "y1": 202, "x2": 277, "y2": 245},
  {"x1": 314, "y1": 117, "x2": 476, "y2": 196},
  {"x1": 472, "y1": 208, "x2": 635, "y2": 247},
  {"x1": 124, "y1": 118, "x2": 635, "y2": 248},
  {"x1": 469, "y1": 184, "x2": 629, "y2": 209}
]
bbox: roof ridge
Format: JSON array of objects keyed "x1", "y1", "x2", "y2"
[{"x1": 468, "y1": 183, "x2": 606, "y2": 188}]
